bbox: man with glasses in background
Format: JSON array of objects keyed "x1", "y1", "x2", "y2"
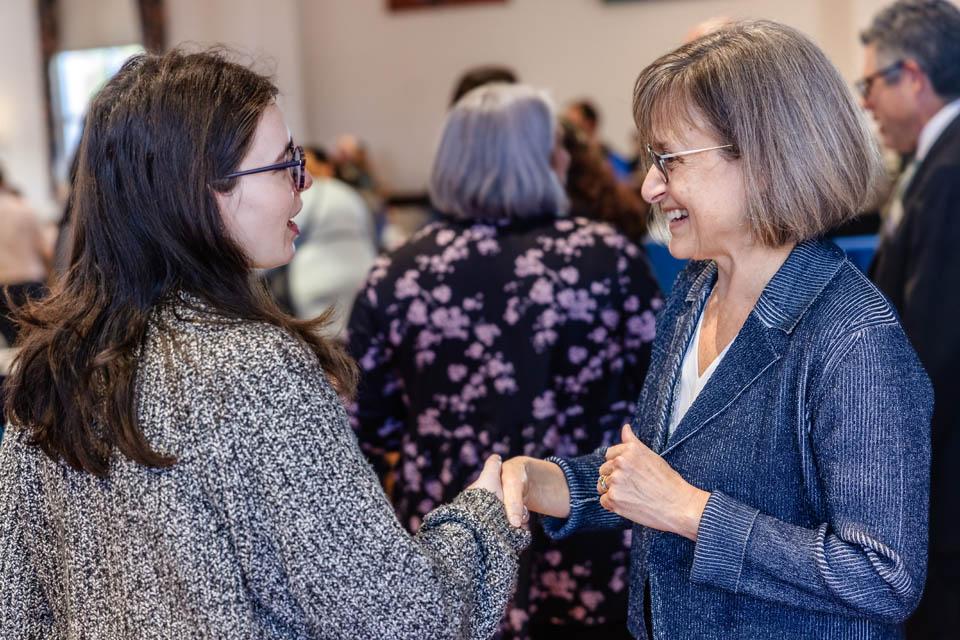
[{"x1": 858, "y1": 2, "x2": 960, "y2": 637}]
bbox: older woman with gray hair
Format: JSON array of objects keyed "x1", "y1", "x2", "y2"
[
  {"x1": 348, "y1": 83, "x2": 661, "y2": 638},
  {"x1": 501, "y1": 21, "x2": 932, "y2": 639}
]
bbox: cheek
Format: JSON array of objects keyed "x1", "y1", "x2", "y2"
[
  {"x1": 221, "y1": 200, "x2": 275, "y2": 257},
  {"x1": 218, "y1": 199, "x2": 248, "y2": 249},
  {"x1": 880, "y1": 94, "x2": 912, "y2": 124}
]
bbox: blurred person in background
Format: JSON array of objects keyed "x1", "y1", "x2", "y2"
[
  {"x1": 0, "y1": 167, "x2": 51, "y2": 416},
  {"x1": 285, "y1": 146, "x2": 377, "y2": 335},
  {"x1": 331, "y1": 133, "x2": 386, "y2": 232},
  {"x1": 0, "y1": 166, "x2": 51, "y2": 348},
  {"x1": 450, "y1": 64, "x2": 518, "y2": 106},
  {"x1": 858, "y1": 1, "x2": 960, "y2": 636},
  {"x1": 559, "y1": 118, "x2": 650, "y2": 244},
  {"x1": 683, "y1": 16, "x2": 733, "y2": 43},
  {"x1": 348, "y1": 83, "x2": 662, "y2": 639},
  {"x1": 564, "y1": 99, "x2": 635, "y2": 180}
]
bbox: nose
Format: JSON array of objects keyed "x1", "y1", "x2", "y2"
[
  {"x1": 302, "y1": 169, "x2": 314, "y2": 192},
  {"x1": 640, "y1": 164, "x2": 667, "y2": 205}
]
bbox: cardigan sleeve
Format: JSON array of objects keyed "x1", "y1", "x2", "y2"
[
  {"x1": 203, "y1": 328, "x2": 529, "y2": 640},
  {"x1": 541, "y1": 450, "x2": 629, "y2": 539},
  {"x1": 690, "y1": 323, "x2": 932, "y2": 624}
]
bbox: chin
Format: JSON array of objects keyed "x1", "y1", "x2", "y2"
[
  {"x1": 255, "y1": 250, "x2": 295, "y2": 271},
  {"x1": 667, "y1": 239, "x2": 694, "y2": 261}
]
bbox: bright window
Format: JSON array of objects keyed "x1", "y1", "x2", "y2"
[{"x1": 49, "y1": 44, "x2": 143, "y2": 185}]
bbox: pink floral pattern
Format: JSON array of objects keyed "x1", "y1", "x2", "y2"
[{"x1": 348, "y1": 215, "x2": 661, "y2": 638}]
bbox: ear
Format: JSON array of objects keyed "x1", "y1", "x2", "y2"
[
  {"x1": 901, "y1": 59, "x2": 930, "y2": 95},
  {"x1": 212, "y1": 184, "x2": 237, "y2": 222}
]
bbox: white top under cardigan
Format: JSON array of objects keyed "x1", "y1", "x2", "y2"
[{"x1": 668, "y1": 305, "x2": 732, "y2": 439}]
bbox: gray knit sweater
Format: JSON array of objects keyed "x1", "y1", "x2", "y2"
[{"x1": 0, "y1": 295, "x2": 529, "y2": 639}]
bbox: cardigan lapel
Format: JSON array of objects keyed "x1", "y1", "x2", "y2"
[
  {"x1": 660, "y1": 313, "x2": 782, "y2": 456},
  {"x1": 643, "y1": 262, "x2": 715, "y2": 454},
  {"x1": 651, "y1": 240, "x2": 845, "y2": 457}
]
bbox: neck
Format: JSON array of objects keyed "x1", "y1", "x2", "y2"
[
  {"x1": 711, "y1": 241, "x2": 796, "y2": 307},
  {"x1": 915, "y1": 91, "x2": 948, "y2": 136}
]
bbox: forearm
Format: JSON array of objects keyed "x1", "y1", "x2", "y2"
[{"x1": 523, "y1": 457, "x2": 570, "y2": 518}]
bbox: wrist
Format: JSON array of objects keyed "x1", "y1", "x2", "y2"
[
  {"x1": 680, "y1": 488, "x2": 711, "y2": 541},
  {"x1": 528, "y1": 458, "x2": 571, "y2": 519}
]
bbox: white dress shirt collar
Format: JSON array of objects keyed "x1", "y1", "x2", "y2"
[{"x1": 916, "y1": 97, "x2": 960, "y2": 163}]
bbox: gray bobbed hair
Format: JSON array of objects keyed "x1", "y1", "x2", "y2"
[
  {"x1": 429, "y1": 83, "x2": 569, "y2": 221},
  {"x1": 635, "y1": 20, "x2": 887, "y2": 246}
]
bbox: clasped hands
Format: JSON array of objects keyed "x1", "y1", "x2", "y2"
[{"x1": 470, "y1": 424, "x2": 710, "y2": 541}]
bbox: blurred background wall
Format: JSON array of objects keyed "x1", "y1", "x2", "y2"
[{"x1": 0, "y1": 0, "x2": 897, "y2": 216}]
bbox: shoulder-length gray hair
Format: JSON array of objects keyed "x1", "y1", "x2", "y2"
[
  {"x1": 429, "y1": 83, "x2": 569, "y2": 221},
  {"x1": 634, "y1": 20, "x2": 886, "y2": 246}
]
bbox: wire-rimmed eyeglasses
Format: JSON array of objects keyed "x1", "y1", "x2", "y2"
[
  {"x1": 854, "y1": 60, "x2": 904, "y2": 99},
  {"x1": 646, "y1": 143, "x2": 734, "y2": 184},
  {"x1": 221, "y1": 144, "x2": 307, "y2": 191}
]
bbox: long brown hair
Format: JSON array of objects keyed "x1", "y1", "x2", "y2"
[
  {"x1": 4, "y1": 49, "x2": 357, "y2": 477},
  {"x1": 559, "y1": 118, "x2": 649, "y2": 242}
]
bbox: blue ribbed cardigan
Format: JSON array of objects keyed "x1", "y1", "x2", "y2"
[{"x1": 544, "y1": 240, "x2": 932, "y2": 639}]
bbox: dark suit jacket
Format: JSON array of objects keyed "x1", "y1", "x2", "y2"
[{"x1": 871, "y1": 113, "x2": 960, "y2": 558}]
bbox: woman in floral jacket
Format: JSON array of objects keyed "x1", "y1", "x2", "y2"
[{"x1": 348, "y1": 83, "x2": 662, "y2": 639}]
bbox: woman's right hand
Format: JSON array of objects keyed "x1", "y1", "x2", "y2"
[
  {"x1": 501, "y1": 457, "x2": 531, "y2": 528},
  {"x1": 467, "y1": 454, "x2": 504, "y2": 501}
]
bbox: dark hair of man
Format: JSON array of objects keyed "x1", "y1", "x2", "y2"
[
  {"x1": 4, "y1": 49, "x2": 358, "y2": 477},
  {"x1": 860, "y1": 0, "x2": 960, "y2": 99},
  {"x1": 450, "y1": 65, "x2": 517, "y2": 106},
  {"x1": 570, "y1": 100, "x2": 600, "y2": 129}
]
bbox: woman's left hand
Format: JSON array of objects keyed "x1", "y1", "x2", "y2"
[{"x1": 598, "y1": 424, "x2": 711, "y2": 541}]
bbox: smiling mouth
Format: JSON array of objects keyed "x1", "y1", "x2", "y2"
[{"x1": 666, "y1": 209, "x2": 689, "y2": 223}]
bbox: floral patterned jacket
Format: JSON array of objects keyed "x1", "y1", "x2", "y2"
[{"x1": 348, "y1": 214, "x2": 662, "y2": 637}]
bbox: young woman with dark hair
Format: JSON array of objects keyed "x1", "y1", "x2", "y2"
[{"x1": 0, "y1": 49, "x2": 526, "y2": 639}]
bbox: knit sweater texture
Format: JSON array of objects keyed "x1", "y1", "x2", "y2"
[{"x1": 0, "y1": 295, "x2": 529, "y2": 639}]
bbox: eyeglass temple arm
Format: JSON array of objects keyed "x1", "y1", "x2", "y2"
[
  {"x1": 222, "y1": 159, "x2": 302, "y2": 180},
  {"x1": 659, "y1": 144, "x2": 733, "y2": 159}
]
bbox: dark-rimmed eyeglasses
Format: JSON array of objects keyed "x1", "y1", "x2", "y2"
[
  {"x1": 646, "y1": 143, "x2": 734, "y2": 184},
  {"x1": 854, "y1": 60, "x2": 904, "y2": 99},
  {"x1": 221, "y1": 144, "x2": 307, "y2": 191}
]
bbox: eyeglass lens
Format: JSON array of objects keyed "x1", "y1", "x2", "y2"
[
  {"x1": 646, "y1": 145, "x2": 669, "y2": 183},
  {"x1": 291, "y1": 146, "x2": 304, "y2": 191},
  {"x1": 857, "y1": 61, "x2": 902, "y2": 98}
]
